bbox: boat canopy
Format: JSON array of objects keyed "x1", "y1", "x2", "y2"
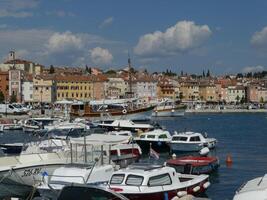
[{"x1": 70, "y1": 134, "x2": 130, "y2": 145}]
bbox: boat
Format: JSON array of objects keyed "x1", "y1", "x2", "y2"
[
  {"x1": 170, "y1": 132, "x2": 217, "y2": 152},
  {"x1": 0, "y1": 151, "x2": 70, "y2": 199},
  {"x1": 0, "y1": 142, "x2": 25, "y2": 154},
  {"x1": 152, "y1": 99, "x2": 186, "y2": 117},
  {"x1": 98, "y1": 119, "x2": 154, "y2": 132},
  {"x1": 19, "y1": 117, "x2": 63, "y2": 132},
  {"x1": 57, "y1": 185, "x2": 129, "y2": 200},
  {"x1": 70, "y1": 98, "x2": 156, "y2": 121},
  {"x1": 36, "y1": 135, "x2": 134, "y2": 199},
  {"x1": 134, "y1": 129, "x2": 172, "y2": 153},
  {"x1": 165, "y1": 156, "x2": 220, "y2": 175},
  {"x1": 108, "y1": 164, "x2": 210, "y2": 200},
  {"x1": 233, "y1": 174, "x2": 267, "y2": 200}
]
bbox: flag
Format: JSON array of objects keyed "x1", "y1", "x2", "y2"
[{"x1": 150, "y1": 147, "x2": 160, "y2": 160}]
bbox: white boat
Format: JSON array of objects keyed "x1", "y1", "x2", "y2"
[
  {"x1": 45, "y1": 121, "x2": 90, "y2": 131},
  {"x1": 36, "y1": 134, "x2": 136, "y2": 199},
  {"x1": 233, "y1": 174, "x2": 267, "y2": 200},
  {"x1": 98, "y1": 119, "x2": 154, "y2": 131},
  {"x1": 19, "y1": 117, "x2": 63, "y2": 132},
  {"x1": 0, "y1": 123, "x2": 22, "y2": 132},
  {"x1": 134, "y1": 129, "x2": 172, "y2": 153},
  {"x1": 0, "y1": 103, "x2": 27, "y2": 115},
  {"x1": 170, "y1": 131, "x2": 217, "y2": 152},
  {"x1": 152, "y1": 99, "x2": 186, "y2": 117},
  {"x1": 108, "y1": 164, "x2": 210, "y2": 200},
  {"x1": 0, "y1": 151, "x2": 70, "y2": 199}
]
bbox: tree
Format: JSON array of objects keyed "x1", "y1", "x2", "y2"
[
  {"x1": 181, "y1": 70, "x2": 184, "y2": 76},
  {"x1": 179, "y1": 92, "x2": 184, "y2": 100},
  {"x1": 235, "y1": 95, "x2": 240, "y2": 104},
  {"x1": 202, "y1": 70, "x2": 205, "y2": 77},
  {"x1": 240, "y1": 96, "x2": 246, "y2": 104},
  {"x1": 260, "y1": 97, "x2": 264, "y2": 103},
  {"x1": 206, "y1": 69, "x2": 210, "y2": 77},
  {"x1": 10, "y1": 93, "x2": 17, "y2": 103},
  {"x1": 49, "y1": 65, "x2": 55, "y2": 74},
  {"x1": 0, "y1": 91, "x2": 4, "y2": 103},
  {"x1": 236, "y1": 73, "x2": 243, "y2": 79}
]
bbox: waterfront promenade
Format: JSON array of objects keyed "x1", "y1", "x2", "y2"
[{"x1": 186, "y1": 108, "x2": 267, "y2": 113}]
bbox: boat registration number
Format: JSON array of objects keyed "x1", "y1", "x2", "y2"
[{"x1": 21, "y1": 168, "x2": 42, "y2": 177}]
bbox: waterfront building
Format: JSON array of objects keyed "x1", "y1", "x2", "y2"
[
  {"x1": 1, "y1": 59, "x2": 43, "y2": 75},
  {"x1": 0, "y1": 71, "x2": 9, "y2": 101},
  {"x1": 132, "y1": 76, "x2": 157, "y2": 100},
  {"x1": 246, "y1": 85, "x2": 259, "y2": 103},
  {"x1": 92, "y1": 75, "x2": 108, "y2": 100},
  {"x1": 199, "y1": 83, "x2": 218, "y2": 102},
  {"x1": 9, "y1": 69, "x2": 23, "y2": 102},
  {"x1": 180, "y1": 81, "x2": 200, "y2": 101},
  {"x1": 33, "y1": 75, "x2": 57, "y2": 103},
  {"x1": 157, "y1": 78, "x2": 176, "y2": 99},
  {"x1": 107, "y1": 77, "x2": 128, "y2": 98},
  {"x1": 55, "y1": 75, "x2": 93, "y2": 101},
  {"x1": 227, "y1": 86, "x2": 246, "y2": 103},
  {"x1": 22, "y1": 75, "x2": 33, "y2": 104}
]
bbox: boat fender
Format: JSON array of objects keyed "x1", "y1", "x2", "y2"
[
  {"x1": 199, "y1": 147, "x2": 209, "y2": 156},
  {"x1": 164, "y1": 192, "x2": 169, "y2": 200},
  {"x1": 122, "y1": 109, "x2": 127, "y2": 114},
  {"x1": 193, "y1": 186, "x2": 200, "y2": 192},
  {"x1": 177, "y1": 191, "x2": 187, "y2": 197},
  {"x1": 203, "y1": 181, "x2": 210, "y2": 189}
]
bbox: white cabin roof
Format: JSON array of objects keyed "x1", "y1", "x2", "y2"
[
  {"x1": 70, "y1": 134, "x2": 130, "y2": 145},
  {"x1": 234, "y1": 175, "x2": 267, "y2": 200}
]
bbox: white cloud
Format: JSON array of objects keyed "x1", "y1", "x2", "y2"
[
  {"x1": 0, "y1": 28, "x2": 118, "y2": 66},
  {"x1": 251, "y1": 26, "x2": 267, "y2": 48},
  {"x1": 242, "y1": 65, "x2": 265, "y2": 73},
  {"x1": 99, "y1": 17, "x2": 114, "y2": 28},
  {"x1": 90, "y1": 47, "x2": 113, "y2": 65},
  {"x1": 134, "y1": 20, "x2": 212, "y2": 57},
  {"x1": 0, "y1": 0, "x2": 39, "y2": 18},
  {"x1": 45, "y1": 31, "x2": 83, "y2": 53}
]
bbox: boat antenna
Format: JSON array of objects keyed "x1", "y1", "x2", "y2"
[{"x1": 128, "y1": 51, "x2": 133, "y2": 98}]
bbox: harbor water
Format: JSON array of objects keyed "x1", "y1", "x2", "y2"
[{"x1": 0, "y1": 112, "x2": 267, "y2": 200}]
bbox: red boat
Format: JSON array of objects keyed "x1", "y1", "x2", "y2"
[
  {"x1": 166, "y1": 156, "x2": 219, "y2": 175},
  {"x1": 108, "y1": 164, "x2": 210, "y2": 200}
]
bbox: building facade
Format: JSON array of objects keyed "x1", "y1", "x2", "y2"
[{"x1": 33, "y1": 76, "x2": 57, "y2": 103}]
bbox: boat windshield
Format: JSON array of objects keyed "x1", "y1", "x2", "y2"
[
  {"x1": 172, "y1": 136, "x2": 188, "y2": 141},
  {"x1": 159, "y1": 134, "x2": 167, "y2": 139},
  {"x1": 110, "y1": 174, "x2": 125, "y2": 184}
]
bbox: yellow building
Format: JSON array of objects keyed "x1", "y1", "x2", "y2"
[
  {"x1": 33, "y1": 75, "x2": 57, "y2": 103},
  {"x1": 180, "y1": 81, "x2": 200, "y2": 101},
  {"x1": 56, "y1": 75, "x2": 94, "y2": 101},
  {"x1": 199, "y1": 84, "x2": 218, "y2": 102}
]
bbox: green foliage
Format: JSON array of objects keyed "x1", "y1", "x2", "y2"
[
  {"x1": 49, "y1": 65, "x2": 55, "y2": 74},
  {"x1": 10, "y1": 93, "x2": 17, "y2": 103},
  {"x1": 0, "y1": 91, "x2": 4, "y2": 103}
]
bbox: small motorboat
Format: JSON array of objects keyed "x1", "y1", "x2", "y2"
[
  {"x1": 165, "y1": 156, "x2": 220, "y2": 175},
  {"x1": 98, "y1": 119, "x2": 154, "y2": 132},
  {"x1": 134, "y1": 129, "x2": 172, "y2": 153},
  {"x1": 233, "y1": 174, "x2": 267, "y2": 200},
  {"x1": 152, "y1": 98, "x2": 186, "y2": 117},
  {"x1": 108, "y1": 164, "x2": 210, "y2": 200},
  {"x1": 57, "y1": 185, "x2": 129, "y2": 200},
  {"x1": 170, "y1": 131, "x2": 217, "y2": 152}
]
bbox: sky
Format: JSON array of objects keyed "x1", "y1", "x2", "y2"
[{"x1": 1, "y1": 0, "x2": 267, "y2": 75}]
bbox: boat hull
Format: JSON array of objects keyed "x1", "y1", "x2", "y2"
[
  {"x1": 116, "y1": 179, "x2": 209, "y2": 200},
  {"x1": 152, "y1": 109, "x2": 185, "y2": 117},
  {"x1": 0, "y1": 144, "x2": 23, "y2": 154},
  {"x1": 70, "y1": 105, "x2": 155, "y2": 121},
  {"x1": 135, "y1": 140, "x2": 170, "y2": 153},
  {"x1": 170, "y1": 142, "x2": 204, "y2": 152}
]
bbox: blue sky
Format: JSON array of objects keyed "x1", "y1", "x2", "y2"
[{"x1": 1, "y1": 0, "x2": 267, "y2": 74}]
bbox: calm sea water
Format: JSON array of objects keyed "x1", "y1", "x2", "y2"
[
  {"x1": 0, "y1": 113, "x2": 267, "y2": 200},
  {"x1": 151, "y1": 113, "x2": 267, "y2": 200}
]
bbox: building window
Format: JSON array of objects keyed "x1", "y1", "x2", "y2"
[
  {"x1": 72, "y1": 93, "x2": 74, "y2": 97},
  {"x1": 76, "y1": 93, "x2": 78, "y2": 97}
]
